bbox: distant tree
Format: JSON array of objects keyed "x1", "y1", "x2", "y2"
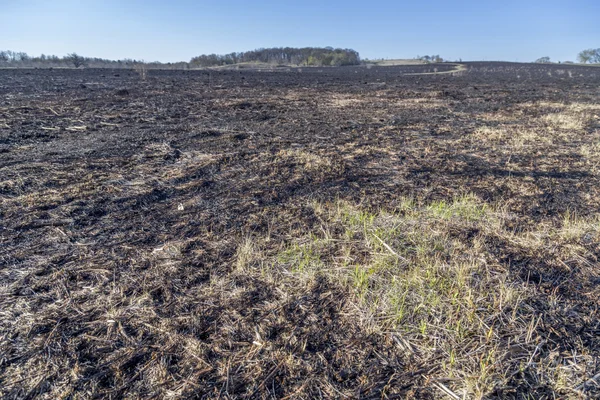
[
  {"x1": 306, "y1": 55, "x2": 318, "y2": 66},
  {"x1": 577, "y1": 49, "x2": 600, "y2": 64},
  {"x1": 66, "y1": 53, "x2": 85, "y2": 68},
  {"x1": 418, "y1": 55, "x2": 443, "y2": 63},
  {"x1": 535, "y1": 56, "x2": 551, "y2": 63},
  {"x1": 16, "y1": 52, "x2": 30, "y2": 62}
]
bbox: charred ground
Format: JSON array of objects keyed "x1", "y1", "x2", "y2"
[{"x1": 1, "y1": 63, "x2": 600, "y2": 399}]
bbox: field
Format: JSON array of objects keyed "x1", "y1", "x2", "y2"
[{"x1": 1, "y1": 62, "x2": 600, "y2": 399}]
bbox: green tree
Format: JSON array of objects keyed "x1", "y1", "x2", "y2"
[{"x1": 577, "y1": 49, "x2": 600, "y2": 64}]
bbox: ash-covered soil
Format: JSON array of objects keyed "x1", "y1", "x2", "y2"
[{"x1": 1, "y1": 63, "x2": 600, "y2": 399}]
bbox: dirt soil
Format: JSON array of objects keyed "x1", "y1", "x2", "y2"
[{"x1": 1, "y1": 63, "x2": 600, "y2": 399}]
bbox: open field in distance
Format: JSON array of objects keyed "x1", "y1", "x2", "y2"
[{"x1": 1, "y1": 62, "x2": 600, "y2": 399}]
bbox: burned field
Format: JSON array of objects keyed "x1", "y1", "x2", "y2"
[{"x1": 1, "y1": 63, "x2": 600, "y2": 399}]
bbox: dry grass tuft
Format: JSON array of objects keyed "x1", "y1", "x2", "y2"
[
  {"x1": 276, "y1": 149, "x2": 334, "y2": 172},
  {"x1": 266, "y1": 195, "x2": 600, "y2": 398}
]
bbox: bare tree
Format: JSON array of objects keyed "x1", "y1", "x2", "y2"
[{"x1": 66, "y1": 53, "x2": 86, "y2": 68}]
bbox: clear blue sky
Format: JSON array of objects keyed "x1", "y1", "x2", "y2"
[{"x1": 2, "y1": 0, "x2": 598, "y2": 62}]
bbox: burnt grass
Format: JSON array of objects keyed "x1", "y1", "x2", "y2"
[{"x1": 1, "y1": 63, "x2": 600, "y2": 399}]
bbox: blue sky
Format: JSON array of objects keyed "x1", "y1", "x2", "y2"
[{"x1": 2, "y1": 0, "x2": 598, "y2": 62}]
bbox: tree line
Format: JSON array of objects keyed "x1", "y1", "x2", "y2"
[
  {"x1": 0, "y1": 47, "x2": 361, "y2": 69},
  {"x1": 6, "y1": 47, "x2": 596, "y2": 68},
  {"x1": 189, "y1": 47, "x2": 361, "y2": 67},
  {"x1": 0, "y1": 50, "x2": 188, "y2": 69}
]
